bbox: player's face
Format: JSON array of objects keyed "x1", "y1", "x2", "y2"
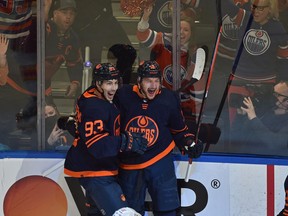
[
  {"x1": 100, "y1": 79, "x2": 119, "y2": 102},
  {"x1": 180, "y1": 21, "x2": 192, "y2": 46},
  {"x1": 250, "y1": 0, "x2": 270, "y2": 25},
  {"x1": 139, "y1": 77, "x2": 161, "y2": 100},
  {"x1": 53, "y1": 8, "x2": 76, "y2": 33}
]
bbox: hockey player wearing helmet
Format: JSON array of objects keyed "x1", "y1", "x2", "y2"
[
  {"x1": 92, "y1": 63, "x2": 121, "y2": 102},
  {"x1": 115, "y1": 60, "x2": 203, "y2": 215},
  {"x1": 63, "y1": 63, "x2": 147, "y2": 216},
  {"x1": 136, "y1": 60, "x2": 162, "y2": 100}
]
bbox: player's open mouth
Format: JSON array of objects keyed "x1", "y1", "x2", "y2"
[
  {"x1": 144, "y1": 89, "x2": 156, "y2": 99},
  {"x1": 106, "y1": 92, "x2": 115, "y2": 99},
  {"x1": 148, "y1": 89, "x2": 156, "y2": 95}
]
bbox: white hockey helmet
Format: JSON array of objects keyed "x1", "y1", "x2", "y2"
[{"x1": 113, "y1": 207, "x2": 141, "y2": 216}]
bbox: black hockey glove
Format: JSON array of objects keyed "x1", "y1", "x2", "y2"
[
  {"x1": 120, "y1": 131, "x2": 148, "y2": 155},
  {"x1": 199, "y1": 123, "x2": 221, "y2": 144},
  {"x1": 181, "y1": 134, "x2": 203, "y2": 159},
  {"x1": 57, "y1": 116, "x2": 76, "y2": 137}
]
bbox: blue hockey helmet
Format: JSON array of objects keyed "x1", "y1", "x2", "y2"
[
  {"x1": 92, "y1": 63, "x2": 120, "y2": 83},
  {"x1": 137, "y1": 60, "x2": 162, "y2": 79}
]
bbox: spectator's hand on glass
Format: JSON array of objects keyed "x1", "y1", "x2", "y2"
[
  {"x1": 0, "y1": 34, "x2": 9, "y2": 57},
  {"x1": 47, "y1": 123, "x2": 64, "y2": 146},
  {"x1": 66, "y1": 82, "x2": 78, "y2": 97},
  {"x1": 0, "y1": 34, "x2": 9, "y2": 85},
  {"x1": 240, "y1": 97, "x2": 257, "y2": 120}
]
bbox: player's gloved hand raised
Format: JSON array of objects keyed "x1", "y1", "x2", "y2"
[
  {"x1": 120, "y1": 131, "x2": 148, "y2": 155},
  {"x1": 182, "y1": 135, "x2": 203, "y2": 159}
]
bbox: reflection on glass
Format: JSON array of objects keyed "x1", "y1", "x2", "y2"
[
  {"x1": 0, "y1": 0, "x2": 37, "y2": 150},
  {"x1": 73, "y1": 0, "x2": 131, "y2": 64},
  {"x1": 229, "y1": 81, "x2": 288, "y2": 156},
  {"x1": 218, "y1": 0, "x2": 288, "y2": 156},
  {"x1": 0, "y1": 0, "x2": 287, "y2": 157},
  {"x1": 135, "y1": 1, "x2": 205, "y2": 128},
  {"x1": 44, "y1": 0, "x2": 83, "y2": 151}
]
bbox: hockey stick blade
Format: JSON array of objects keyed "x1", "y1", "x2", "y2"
[
  {"x1": 193, "y1": 47, "x2": 206, "y2": 80},
  {"x1": 177, "y1": 47, "x2": 207, "y2": 92}
]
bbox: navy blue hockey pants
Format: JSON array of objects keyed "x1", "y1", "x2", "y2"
[
  {"x1": 79, "y1": 176, "x2": 127, "y2": 216},
  {"x1": 118, "y1": 153, "x2": 180, "y2": 215}
]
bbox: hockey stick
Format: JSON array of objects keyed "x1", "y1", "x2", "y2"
[
  {"x1": 184, "y1": 0, "x2": 223, "y2": 182},
  {"x1": 184, "y1": 29, "x2": 222, "y2": 182},
  {"x1": 177, "y1": 47, "x2": 208, "y2": 92},
  {"x1": 203, "y1": 12, "x2": 254, "y2": 153},
  {"x1": 177, "y1": 47, "x2": 207, "y2": 92}
]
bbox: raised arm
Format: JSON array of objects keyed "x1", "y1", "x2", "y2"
[
  {"x1": 0, "y1": 34, "x2": 9, "y2": 67},
  {"x1": 44, "y1": 0, "x2": 53, "y2": 22},
  {"x1": 0, "y1": 34, "x2": 9, "y2": 86},
  {"x1": 138, "y1": 5, "x2": 153, "y2": 32}
]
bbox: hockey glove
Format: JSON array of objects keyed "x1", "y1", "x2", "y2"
[
  {"x1": 57, "y1": 116, "x2": 76, "y2": 137},
  {"x1": 120, "y1": 131, "x2": 148, "y2": 155},
  {"x1": 181, "y1": 134, "x2": 203, "y2": 159}
]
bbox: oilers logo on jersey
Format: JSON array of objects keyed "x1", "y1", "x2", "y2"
[
  {"x1": 125, "y1": 116, "x2": 159, "y2": 147},
  {"x1": 157, "y1": 1, "x2": 173, "y2": 29},
  {"x1": 163, "y1": 64, "x2": 186, "y2": 86},
  {"x1": 114, "y1": 115, "x2": 121, "y2": 136},
  {"x1": 243, "y1": 29, "x2": 270, "y2": 55},
  {"x1": 222, "y1": 14, "x2": 239, "y2": 40}
]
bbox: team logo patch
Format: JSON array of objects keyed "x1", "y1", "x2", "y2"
[
  {"x1": 243, "y1": 29, "x2": 270, "y2": 55},
  {"x1": 125, "y1": 116, "x2": 159, "y2": 147},
  {"x1": 114, "y1": 115, "x2": 121, "y2": 136},
  {"x1": 163, "y1": 64, "x2": 186, "y2": 86},
  {"x1": 222, "y1": 15, "x2": 239, "y2": 40},
  {"x1": 157, "y1": 1, "x2": 173, "y2": 28}
]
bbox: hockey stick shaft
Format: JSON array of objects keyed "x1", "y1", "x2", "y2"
[
  {"x1": 182, "y1": 47, "x2": 207, "y2": 182},
  {"x1": 184, "y1": 28, "x2": 222, "y2": 182},
  {"x1": 184, "y1": 0, "x2": 223, "y2": 182},
  {"x1": 204, "y1": 13, "x2": 254, "y2": 152}
]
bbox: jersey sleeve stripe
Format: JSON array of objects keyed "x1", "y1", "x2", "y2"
[
  {"x1": 86, "y1": 133, "x2": 109, "y2": 148},
  {"x1": 170, "y1": 125, "x2": 189, "y2": 134}
]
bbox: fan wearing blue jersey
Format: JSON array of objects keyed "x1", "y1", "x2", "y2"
[
  {"x1": 115, "y1": 60, "x2": 203, "y2": 216},
  {"x1": 63, "y1": 63, "x2": 147, "y2": 216}
]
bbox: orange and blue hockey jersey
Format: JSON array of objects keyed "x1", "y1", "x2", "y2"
[
  {"x1": 64, "y1": 86, "x2": 122, "y2": 177},
  {"x1": 115, "y1": 84, "x2": 193, "y2": 170}
]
